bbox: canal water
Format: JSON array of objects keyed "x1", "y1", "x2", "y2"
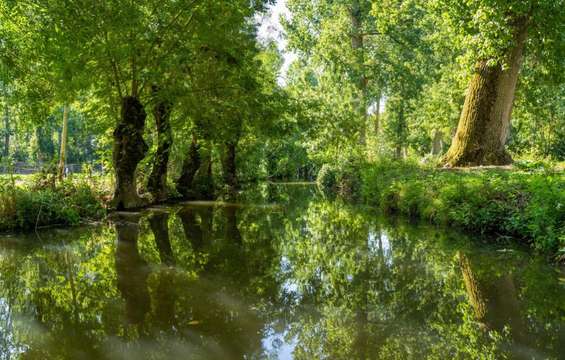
[{"x1": 0, "y1": 184, "x2": 563, "y2": 359}]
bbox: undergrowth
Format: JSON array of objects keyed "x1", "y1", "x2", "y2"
[
  {"x1": 0, "y1": 171, "x2": 106, "y2": 232},
  {"x1": 318, "y1": 158, "x2": 565, "y2": 260}
]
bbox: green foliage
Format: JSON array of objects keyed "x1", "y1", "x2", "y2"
[
  {"x1": 0, "y1": 175, "x2": 105, "y2": 231},
  {"x1": 359, "y1": 161, "x2": 565, "y2": 257},
  {"x1": 317, "y1": 156, "x2": 363, "y2": 198}
]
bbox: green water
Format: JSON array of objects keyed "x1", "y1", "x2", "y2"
[{"x1": 0, "y1": 184, "x2": 564, "y2": 359}]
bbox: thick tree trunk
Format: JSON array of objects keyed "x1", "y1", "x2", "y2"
[
  {"x1": 444, "y1": 18, "x2": 529, "y2": 167},
  {"x1": 176, "y1": 133, "x2": 201, "y2": 199},
  {"x1": 57, "y1": 104, "x2": 70, "y2": 181},
  {"x1": 221, "y1": 141, "x2": 238, "y2": 190},
  {"x1": 147, "y1": 88, "x2": 173, "y2": 202},
  {"x1": 111, "y1": 96, "x2": 149, "y2": 210}
]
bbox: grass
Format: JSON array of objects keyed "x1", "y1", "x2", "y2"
[{"x1": 319, "y1": 158, "x2": 565, "y2": 260}]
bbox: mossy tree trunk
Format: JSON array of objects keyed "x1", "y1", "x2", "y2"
[
  {"x1": 111, "y1": 96, "x2": 149, "y2": 210},
  {"x1": 176, "y1": 133, "x2": 201, "y2": 199},
  {"x1": 444, "y1": 18, "x2": 529, "y2": 167},
  {"x1": 147, "y1": 87, "x2": 173, "y2": 202}
]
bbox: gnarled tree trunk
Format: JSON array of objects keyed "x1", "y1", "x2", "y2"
[
  {"x1": 111, "y1": 96, "x2": 149, "y2": 210},
  {"x1": 176, "y1": 133, "x2": 201, "y2": 199},
  {"x1": 444, "y1": 18, "x2": 529, "y2": 167},
  {"x1": 147, "y1": 88, "x2": 173, "y2": 202}
]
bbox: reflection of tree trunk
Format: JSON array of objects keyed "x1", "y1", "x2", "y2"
[
  {"x1": 155, "y1": 268, "x2": 176, "y2": 330},
  {"x1": 224, "y1": 206, "x2": 241, "y2": 245},
  {"x1": 458, "y1": 252, "x2": 526, "y2": 343},
  {"x1": 111, "y1": 96, "x2": 149, "y2": 210},
  {"x1": 459, "y1": 253, "x2": 488, "y2": 324},
  {"x1": 178, "y1": 207, "x2": 204, "y2": 251},
  {"x1": 200, "y1": 207, "x2": 214, "y2": 244},
  {"x1": 149, "y1": 212, "x2": 174, "y2": 266},
  {"x1": 147, "y1": 87, "x2": 173, "y2": 202},
  {"x1": 114, "y1": 216, "x2": 151, "y2": 327}
]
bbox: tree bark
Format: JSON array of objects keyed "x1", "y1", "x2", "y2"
[
  {"x1": 444, "y1": 18, "x2": 529, "y2": 167},
  {"x1": 110, "y1": 96, "x2": 149, "y2": 210},
  {"x1": 147, "y1": 88, "x2": 173, "y2": 202},
  {"x1": 57, "y1": 104, "x2": 70, "y2": 181},
  {"x1": 176, "y1": 133, "x2": 201, "y2": 199},
  {"x1": 221, "y1": 141, "x2": 238, "y2": 190}
]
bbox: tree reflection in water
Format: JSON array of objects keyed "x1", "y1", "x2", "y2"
[{"x1": 0, "y1": 184, "x2": 562, "y2": 359}]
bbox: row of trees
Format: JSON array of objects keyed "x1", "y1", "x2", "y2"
[
  {"x1": 282, "y1": 0, "x2": 564, "y2": 166},
  {"x1": 0, "y1": 0, "x2": 563, "y2": 209},
  {"x1": 0, "y1": 0, "x2": 287, "y2": 208}
]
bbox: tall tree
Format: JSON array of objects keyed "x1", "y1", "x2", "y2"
[{"x1": 439, "y1": 0, "x2": 565, "y2": 166}]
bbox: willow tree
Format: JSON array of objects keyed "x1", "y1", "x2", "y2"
[{"x1": 439, "y1": 0, "x2": 565, "y2": 166}]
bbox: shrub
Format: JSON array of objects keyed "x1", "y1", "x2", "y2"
[{"x1": 0, "y1": 178, "x2": 105, "y2": 232}]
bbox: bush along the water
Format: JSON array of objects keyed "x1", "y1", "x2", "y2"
[
  {"x1": 0, "y1": 174, "x2": 105, "y2": 232},
  {"x1": 319, "y1": 158, "x2": 564, "y2": 259},
  {"x1": 317, "y1": 157, "x2": 363, "y2": 199}
]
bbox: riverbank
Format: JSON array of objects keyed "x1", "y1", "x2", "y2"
[
  {"x1": 0, "y1": 174, "x2": 107, "y2": 232},
  {"x1": 318, "y1": 159, "x2": 565, "y2": 261}
]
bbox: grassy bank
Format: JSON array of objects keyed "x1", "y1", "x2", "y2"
[
  {"x1": 319, "y1": 159, "x2": 565, "y2": 260},
  {"x1": 0, "y1": 174, "x2": 107, "y2": 232}
]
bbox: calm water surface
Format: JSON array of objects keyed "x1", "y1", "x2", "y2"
[{"x1": 0, "y1": 184, "x2": 564, "y2": 359}]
